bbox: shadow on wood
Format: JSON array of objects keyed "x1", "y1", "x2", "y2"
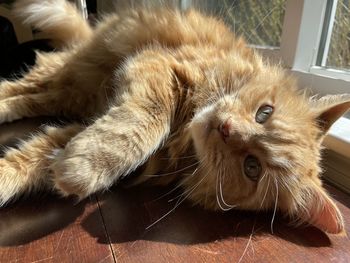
[{"x1": 82, "y1": 184, "x2": 331, "y2": 248}]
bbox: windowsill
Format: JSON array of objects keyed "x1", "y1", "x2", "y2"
[
  {"x1": 324, "y1": 117, "x2": 350, "y2": 159},
  {"x1": 324, "y1": 118, "x2": 350, "y2": 195},
  {"x1": 324, "y1": 149, "x2": 350, "y2": 194}
]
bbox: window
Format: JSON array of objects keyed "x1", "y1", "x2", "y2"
[
  {"x1": 279, "y1": 0, "x2": 350, "y2": 83},
  {"x1": 186, "y1": 0, "x2": 286, "y2": 47},
  {"x1": 319, "y1": 0, "x2": 350, "y2": 71}
]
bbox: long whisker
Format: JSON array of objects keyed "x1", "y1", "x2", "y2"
[
  {"x1": 216, "y1": 169, "x2": 228, "y2": 211},
  {"x1": 237, "y1": 219, "x2": 256, "y2": 263},
  {"x1": 219, "y1": 169, "x2": 237, "y2": 209},
  {"x1": 166, "y1": 154, "x2": 210, "y2": 203},
  {"x1": 271, "y1": 177, "x2": 279, "y2": 234},
  {"x1": 145, "y1": 168, "x2": 210, "y2": 230},
  {"x1": 160, "y1": 154, "x2": 197, "y2": 160},
  {"x1": 144, "y1": 161, "x2": 199, "y2": 177},
  {"x1": 259, "y1": 172, "x2": 270, "y2": 209},
  {"x1": 148, "y1": 157, "x2": 204, "y2": 203},
  {"x1": 258, "y1": 170, "x2": 268, "y2": 184},
  {"x1": 167, "y1": 167, "x2": 201, "y2": 202},
  {"x1": 149, "y1": 183, "x2": 183, "y2": 203},
  {"x1": 278, "y1": 176, "x2": 301, "y2": 208},
  {"x1": 216, "y1": 169, "x2": 236, "y2": 211}
]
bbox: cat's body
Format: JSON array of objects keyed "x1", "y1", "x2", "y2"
[{"x1": 1, "y1": 0, "x2": 350, "y2": 234}]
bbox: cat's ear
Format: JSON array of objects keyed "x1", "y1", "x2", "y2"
[
  {"x1": 299, "y1": 182, "x2": 344, "y2": 234},
  {"x1": 310, "y1": 94, "x2": 350, "y2": 136}
]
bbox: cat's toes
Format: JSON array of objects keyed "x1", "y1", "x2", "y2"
[
  {"x1": 50, "y1": 149, "x2": 110, "y2": 199},
  {"x1": 50, "y1": 153, "x2": 93, "y2": 199}
]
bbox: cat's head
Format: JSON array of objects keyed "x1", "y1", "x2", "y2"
[{"x1": 188, "y1": 60, "x2": 350, "y2": 234}]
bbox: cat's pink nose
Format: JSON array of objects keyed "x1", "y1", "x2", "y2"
[{"x1": 218, "y1": 119, "x2": 232, "y2": 140}]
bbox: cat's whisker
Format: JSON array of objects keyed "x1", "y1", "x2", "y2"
[
  {"x1": 278, "y1": 176, "x2": 300, "y2": 205},
  {"x1": 231, "y1": 84, "x2": 243, "y2": 106},
  {"x1": 150, "y1": 156, "x2": 206, "y2": 204},
  {"x1": 151, "y1": 154, "x2": 208, "y2": 204},
  {"x1": 149, "y1": 183, "x2": 183, "y2": 203},
  {"x1": 202, "y1": 68, "x2": 227, "y2": 103},
  {"x1": 218, "y1": 85, "x2": 225, "y2": 100},
  {"x1": 237, "y1": 219, "x2": 256, "y2": 263},
  {"x1": 146, "y1": 168, "x2": 210, "y2": 230},
  {"x1": 215, "y1": 170, "x2": 236, "y2": 211},
  {"x1": 270, "y1": 177, "x2": 279, "y2": 234},
  {"x1": 258, "y1": 170, "x2": 268, "y2": 184},
  {"x1": 259, "y1": 174, "x2": 270, "y2": 209},
  {"x1": 215, "y1": 170, "x2": 225, "y2": 211},
  {"x1": 160, "y1": 154, "x2": 197, "y2": 160},
  {"x1": 167, "y1": 167, "x2": 201, "y2": 203},
  {"x1": 219, "y1": 170, "x2": 237, "y2": 209},
  {"x1": 144, "y1": 161, "x2": 199, "y2": 177}
]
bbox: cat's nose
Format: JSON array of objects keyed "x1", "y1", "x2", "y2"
[{"x1": 218, "y1": 119, "x2": 232, "y2": 141}]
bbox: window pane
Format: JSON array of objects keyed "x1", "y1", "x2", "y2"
[
  {"x1": 324, "y1": 0, "x2": 350, "y2": 70},
  {"x1": 189, "y1": 0, "x2": 286, "y2": 47}
]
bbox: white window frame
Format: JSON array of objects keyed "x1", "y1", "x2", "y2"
[
  {"x1": 280, "y1": 0, "x2": 350, "y2": 85},
  {"x1": 274, "y1": 0, "x2": 350, "y2": 159},
  {"x1": 75, "y1": 0, "x2": 88, "y2": 19}
]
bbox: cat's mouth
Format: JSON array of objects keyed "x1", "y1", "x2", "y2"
[
  {"x1": 198, "y1": 117, "x2": 227, "y2": 143},
  {"x1": 217, "y1": 119, "x2": 232, "y2": 144}
]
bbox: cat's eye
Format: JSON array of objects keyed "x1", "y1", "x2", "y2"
[
  {"x1": 244, "y1": 155, "x2": 262, "y2": 181},
  {"x1": 255, "y1": 105, "x2": 274, "y2": 124}
]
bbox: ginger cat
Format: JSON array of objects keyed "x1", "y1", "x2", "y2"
[{"x1": 0, "y1": 0, "x2": 349, "y2": 234}]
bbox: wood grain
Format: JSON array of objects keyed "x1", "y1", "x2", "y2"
[
  {"x1": 95, "y1": 184, "x2": 350, "y2": 263},
  {"x1": 0, "y1": 119, "x2": 350, "y2": 263},
  {"x1": 0, "y1": 194, "x2": 113, "y2": 263},
  {"x1": 0, "y1": 118, "x2": 114, "y2": 263}
]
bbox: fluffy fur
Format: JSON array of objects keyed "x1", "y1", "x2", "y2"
[{"x1": 1, "y1": 0, "x2": 350, "y2": 234}]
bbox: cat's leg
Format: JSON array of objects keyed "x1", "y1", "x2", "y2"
[
  {"x1": 0, "y1": 92, "x2": 62, "y2": 123},
  {"x1": 0, "y1": 49, "x2": 110, "y2": 123},
  {"x1": 50, "y1": 53, "x2": 175, "y2": 198},
  {"x1": 0, "y1": 52, "x2": 67, "y2": 100},
  {"x1": 51, "y1": 100, "x2": 172, "y2": 198},
  {"x1": 0, "y1": 52, "x2": 72, "y2": 123},
  {"x1": 0, "y1": 124, "x2": 84, "y2": 206}
]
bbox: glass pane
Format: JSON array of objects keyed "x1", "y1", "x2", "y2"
[
  {"x1": 324, "y1": 0, "x2": 350, "y2": 70},
  {"x1": 98, "y1": 0, "x2": 180, "y2": 12},
  {"x1": 189, "y1": 0, "x2": 286, "y2": 47}
]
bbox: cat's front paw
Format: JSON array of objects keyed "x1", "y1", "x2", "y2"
[{"x1": 50, "y1": 148, "x2": 115, "y2": 199}]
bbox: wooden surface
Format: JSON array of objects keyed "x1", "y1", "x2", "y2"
[{"x1": 0, "y1": 119, "x2": 350, "y2": 263}]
